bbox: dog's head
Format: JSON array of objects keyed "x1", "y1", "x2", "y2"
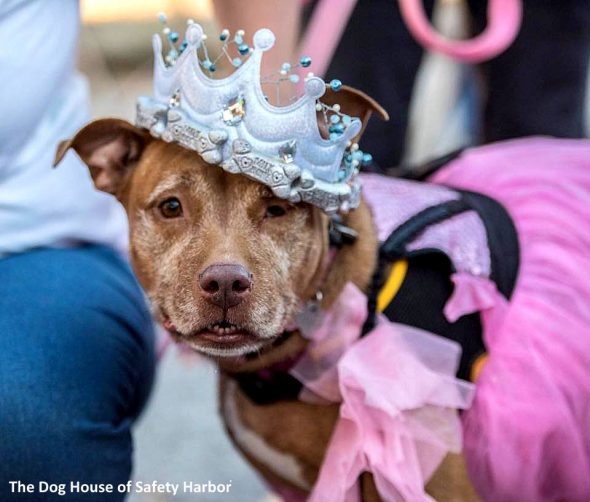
[{"x1": 55, "y1": 87, "x2": 386, "y2": 363}]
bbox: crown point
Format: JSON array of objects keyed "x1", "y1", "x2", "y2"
[
  {"x1": 304, "y1": 77, "x2": 326, "y2": 99},
  {"x1": 253, "y1": 28, "x2": 275, "y2": 51},
  {"x1": 152, "y1": 32, "x2": 163, "y2": 55},
  {"x1": 186, "y1": 23, "x2": 204, "y2": 46}
]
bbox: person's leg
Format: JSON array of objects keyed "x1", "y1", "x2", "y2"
[
  {"x1": 0, "y1": 245, "x2": 155, "y2": 501},
  {"x1": 469, "y1": 0, "x2": 590, "y2": 141}
]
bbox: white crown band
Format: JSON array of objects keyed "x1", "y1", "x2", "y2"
[{"x1": 135, "y1": 22, "x2": 364, "y2": 213}]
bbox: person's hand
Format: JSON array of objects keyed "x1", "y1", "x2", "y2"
[{"x1": 212, "y1": 0, "x2": 303, "y2": 104}]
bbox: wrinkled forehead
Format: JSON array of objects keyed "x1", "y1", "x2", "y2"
[{"x1": 133, "y1": 141, "x2": 270, "y2": 206}]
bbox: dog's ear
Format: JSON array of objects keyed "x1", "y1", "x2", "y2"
[
  {"x1": 317, "y1": 85, "x2": 389, "y2": 142},
  {"x1": 53, "y1": 118, "x2": 151, "y2": 196}
]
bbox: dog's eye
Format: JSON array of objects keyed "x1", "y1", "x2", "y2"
[
  {"x1": 265, "y1": 205, "x2": 287, "y2": 218},
  {"x1": 159, "y1": 197, "x2": 183, "y2": 218}
]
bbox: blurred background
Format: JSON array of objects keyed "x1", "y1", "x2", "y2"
[
  {"x1": 80, "y1": 1, "x2": 214, "y2": 120},
  {"x1": 79, "y1": 0, "x2": 590, "y2": 164},
  {"x1": 78, "y1": 1, "x2": 590, "y2": 500}
]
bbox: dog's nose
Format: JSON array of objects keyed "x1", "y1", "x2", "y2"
[{"x1": 198, "y1": 263, "x2": 252, "y2": 309}]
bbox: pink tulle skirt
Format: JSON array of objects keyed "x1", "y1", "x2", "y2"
[{"x1": 431, "y1": 137, "x2": 590, "y2": 500}]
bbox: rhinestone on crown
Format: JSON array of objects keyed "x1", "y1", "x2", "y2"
[{"x1": 135, "y1": 18, "x2": 370, "y2": 213}]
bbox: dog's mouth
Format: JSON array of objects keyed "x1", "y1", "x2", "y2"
[
  {"x1": 161, "y1": 315, "x2": 263, "y2": 356},
  {"x1": 194, "y1": 320, "x2": 257, "y2": 344}
]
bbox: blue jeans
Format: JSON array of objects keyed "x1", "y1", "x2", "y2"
[{"x1": 0, "y1": 246, "x2": 155, "y2": 501}]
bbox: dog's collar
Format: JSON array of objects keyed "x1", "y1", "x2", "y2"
[{"x1": 234, "y1": 330, "x2": 305, "y2": 405}]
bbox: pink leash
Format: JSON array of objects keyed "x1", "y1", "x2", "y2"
[
  {"x1": 299, "y1": 0, "x2": 523, "y2": 78},
  {"x1": 398, "y1": 0, "x2": 522, "y2": 63}
]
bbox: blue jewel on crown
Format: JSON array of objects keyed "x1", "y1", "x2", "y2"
[{"x1": 135, "y1": 16, "x2": 371, "y2": 214}]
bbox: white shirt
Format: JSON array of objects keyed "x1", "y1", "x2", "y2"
[{"x1": 0, "y1": 0, "x2": 128, "y2": 257}]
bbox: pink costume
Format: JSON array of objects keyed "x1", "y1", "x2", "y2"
[{"x1": 280, "y1": 137, "x2": 590, "y2": 501}]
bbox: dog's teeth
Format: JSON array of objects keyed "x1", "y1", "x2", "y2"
[{"x1": 202, "y1": 323, "x2": 244, "y2": 336}]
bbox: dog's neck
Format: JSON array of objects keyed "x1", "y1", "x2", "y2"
[
  {"x1": 320, "y1": 198, "x2": 379, "y2": 309},
  {"x1": 218, "y1": 198, "x2": 378, "y2": 374}
]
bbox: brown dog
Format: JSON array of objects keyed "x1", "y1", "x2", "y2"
[{"x1": 54, "y1": 88, "x2": 477, "y2": 501}]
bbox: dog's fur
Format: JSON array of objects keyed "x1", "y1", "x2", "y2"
[{"x1": 55, "y1": 88, "x2": 478, "y2": 500}]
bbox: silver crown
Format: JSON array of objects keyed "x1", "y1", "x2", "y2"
[{"x1": 135, "y1": 22, "x2": 363, "y2": 213}]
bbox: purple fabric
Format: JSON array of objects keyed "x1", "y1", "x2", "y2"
[
  {"x1": 361, "y1": 173, "x2": 492, "y2": 277},
  {"x1": 360, "y1": 174, "x2": 459, "y2": 241},
  {"x1": 431, "y1": 136, "x2": 590, "y2": 500}
]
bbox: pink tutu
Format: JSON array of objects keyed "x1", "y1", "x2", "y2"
[
  {"x1": 431, "y1": 137, "x2": 590, "y2": 500},
  {"x1": 292, "y1": 283, "x2": 475, "y2": 502}
]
